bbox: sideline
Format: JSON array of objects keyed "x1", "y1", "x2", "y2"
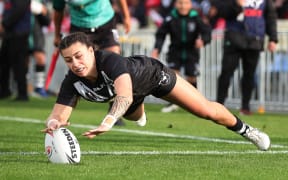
[{"x1": 0, "y1": 115, "x2": 287, "y2": 149}]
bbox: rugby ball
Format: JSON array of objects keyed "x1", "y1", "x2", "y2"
[{"x1": 45, "y1": 127, "x2": 81, "y2": 164}]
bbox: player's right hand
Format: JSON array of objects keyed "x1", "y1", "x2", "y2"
[{"x1": 41, "y1": 119, "x2": 70, "y2": 133}]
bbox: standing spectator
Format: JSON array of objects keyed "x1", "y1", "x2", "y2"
[
  {"x1": 30, "y1": 0, "x2": 51, "y2": 98},
  {"x1": 52, "y1": 0, "x2": 131, "y2": 125},
  {"x1": 0, "y1": 0, "x2": 31, "y2": 101},
  {"x1": 213, "y1": 0, "x2": 278, "y2": 115},
  {"x1": 152, "y1": 0, "x2": 211, "y2": 113}
]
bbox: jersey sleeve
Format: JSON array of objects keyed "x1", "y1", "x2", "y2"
[{"x1": 56, "y1": 71, "x2": 79, "y2": 107}]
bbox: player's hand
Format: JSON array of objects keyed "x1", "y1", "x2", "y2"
[
  {"x1": 41, "y1": 119, "x2": 70, "y2": 133},
  {"x1": 82, "y1": 124, "x2": 110, "y2": 139}
]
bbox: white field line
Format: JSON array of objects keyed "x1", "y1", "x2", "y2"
[
  {"x1": 0, "y1": 115, "x2": 287, "y2": 149},
  {"x1": 1, "y1": 150, "x2": 288, "y2": 156}
]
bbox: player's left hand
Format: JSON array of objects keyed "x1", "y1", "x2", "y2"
[{"x1": 82, "y1": 125, "x2": 110, "y2": 139}]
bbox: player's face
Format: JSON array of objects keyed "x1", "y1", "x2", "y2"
[
  {"x1": 175, "y1": 0, "x2": 192, "y2": 16},
  {"x1": 61, "y1": 42, "x2": 96, "y2": 78}
]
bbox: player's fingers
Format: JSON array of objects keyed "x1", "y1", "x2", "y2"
[
  {"x1": 82, "y1": 131, "x2": 95, "y2": 138},
  {"x1": 82, "y1": 129, "x2": 103, "y2": 138},
  {"x1": 61, "y1": 121, "x2": 70, "y2": 127},
  {"x1": 41, "y1": 128, "x2": 52, "y2": 133}
]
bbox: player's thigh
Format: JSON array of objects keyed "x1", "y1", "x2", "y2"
[{"x1": 162, "y1": 74, "x2": 213, "y2": 117}]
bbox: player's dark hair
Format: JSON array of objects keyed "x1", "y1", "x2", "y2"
[{"x1": 59, "y1": 32, "x2": 97, "y2": 51}]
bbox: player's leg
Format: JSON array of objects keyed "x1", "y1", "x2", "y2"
[
  {"x1": 240, "y1": 50, "x2": 260, "y2": 114},
  {"x1": 216, "y1": 47, "x2": 241, "y2": 104},
  {"x1": 11, "y1": 35, "x2": 30, "y2": 101},
  {"x1": 124, "y1": 103, "x2": 146, "y2": 127},
  {"x1": 0, "y1": 39, "x2": 12, "y2": 98},
  {"x1": 33, "y1": 51, "x2": 48, "y2": 97},
  {"x1": 30, "y1": 20, "x2": 48, "y2": 98},
  {"x1": 161, "y1": 69, "x2": 180, "y2": 113},
  {"x1": 163, "y1": 74, "x2": 237, "y2": 126},
  {"x1": 185, "y1": 55, "x2": 200, "y2": 88},
  {"x1": 161, "y1": 56, "x2": 181, "y2": 113},
  {"x1": 161, "y1": 74, "x2": 270, "y2": 150}
]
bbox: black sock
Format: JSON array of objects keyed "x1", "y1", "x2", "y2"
[
  {"x1": 36, "y1": 65, "x2": 45, "y2": 72},
  {"x1": 227, "y1": 115, "x2": 248, "y2": 135}
]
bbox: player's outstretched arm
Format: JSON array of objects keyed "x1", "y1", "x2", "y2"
[
  {"x1": 83, "y1": 73, "x2": 133, "y2": 138},
  {"x1": 42, "y1": 103, "x2": 72, "y2": 133}
]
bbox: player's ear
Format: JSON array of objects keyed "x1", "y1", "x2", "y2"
[{"x1": 88, "y1": 46, "x2": 94, "y2": 54}]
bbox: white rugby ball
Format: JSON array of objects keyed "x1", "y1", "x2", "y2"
[{"x1": 45, "y1": 127, "x2": 81, "y2": 164}]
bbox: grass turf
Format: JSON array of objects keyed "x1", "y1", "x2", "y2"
[{"x1": 0, "y1": 97, "x2": 288, "y2": 180}]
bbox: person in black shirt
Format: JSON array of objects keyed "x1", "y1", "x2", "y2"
[
  {"x1": 43, "y1": 32, "x2": 270, "y2": 151},
  {"x1": 211, "y1": 0, "x2": 278, "y2": 115},
  {"x1": 0, "y1": 0, "x2": 31, "y2": 101}
]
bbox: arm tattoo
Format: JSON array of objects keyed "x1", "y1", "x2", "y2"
[{"x1": 108, "y1": 96, "x2": 132, "y2": 119}]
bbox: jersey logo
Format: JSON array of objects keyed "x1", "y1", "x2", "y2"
[
  {"x1": 188, "y1": 22, "x2": 196, "y2": 32},
  {"x1": 74, "y1": 81, "x2": 109, "y2": 102},
  {"x1": 73, "y1": 71, "x2": 115, "y2": 102}
]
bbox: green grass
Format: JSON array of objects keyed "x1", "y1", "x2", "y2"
[{"x1": 0, "y1": 97, "x2": 288, "y2": 180}]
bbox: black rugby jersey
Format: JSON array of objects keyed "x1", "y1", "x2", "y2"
[{"x1": 56, "y1": 50, "x2": 175, "y2": 107}]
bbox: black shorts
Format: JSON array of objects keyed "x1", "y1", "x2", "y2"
[
  {"x1": 70, "y1": 16, "x2": 120, "y2": 49},
  {"x1": 167, "y1": 52, "x2": 200, "y2": 77},
  {"x1": 124, "y1": 66, "x2": 177, "y2": 116}
]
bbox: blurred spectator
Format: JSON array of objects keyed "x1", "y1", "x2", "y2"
[
  {"x1": 213, "y1": 0, "x2": 278, "y2": 115},
  {"x1": 29, "y1": 0, "x2": 51, "y2": 98},
  {"x1": 0, "y1": 0, "x2": 31, "y2": 101},
  {"x1": 128, "y1": 0, "x2": 148, "y2": 28},
  {"x1": 274, "y1": 0, "x2": 288, "y2": 19}
]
